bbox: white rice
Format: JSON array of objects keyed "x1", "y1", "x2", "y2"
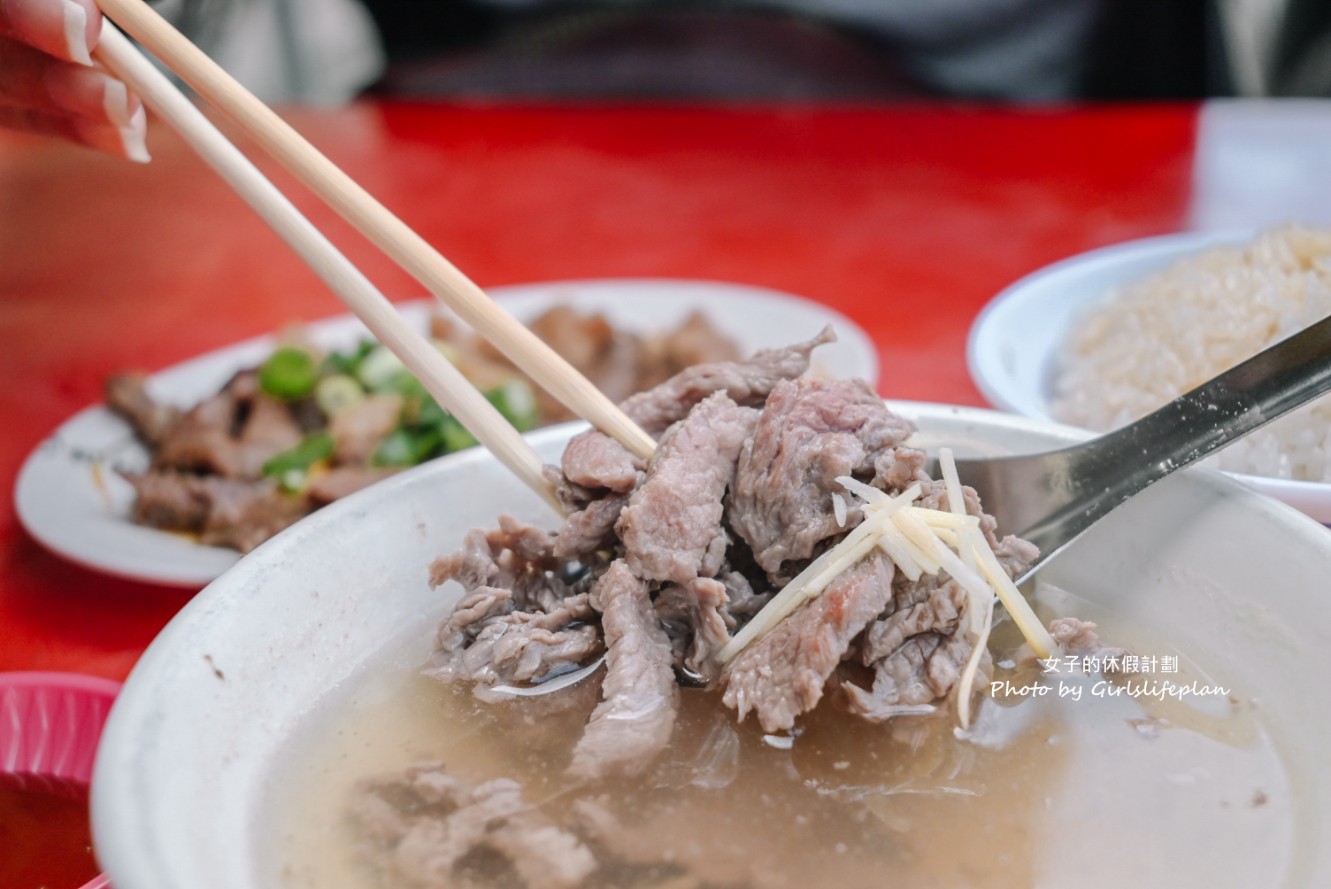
[{"x1": 1050, "y1": 224, "x2": 1331, "y2": 481}]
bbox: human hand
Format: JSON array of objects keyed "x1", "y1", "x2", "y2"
[{"x1": 0, "y1": 0, "x2": 148, "y2": 160}]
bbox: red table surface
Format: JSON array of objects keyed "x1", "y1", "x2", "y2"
[{"x1": 0, "y1": 101, "x2": 1197, "y2": 681}]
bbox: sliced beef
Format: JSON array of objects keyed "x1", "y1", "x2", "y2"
[
  {"x1": 621, "y1": 325, "x2": 835, "y2": 436},
  {"x1": 470, "y1": 614, "x2": 601, "y2": 692},
  {"x1": 112, "y1": 364, "x2": 410, "y2": 555},
  {"x1": 1048, "y1": 616, "x2": 1131, "y2": 668},
  {"x1": 654, "y1": 576, "x2": 732, "y2": 675},
  {"x1": 838, "y1": 473, "x2": 1038, "y2": 721},
  {"x1": 993, "y1": 534, "x2": 1040, "y2": 579},
  {"x1": 104, "y1": 373, "x2": 182, "y2": 445},
  {"x1": 235, "y1": 392, "x2": 304, "y2": 473},
  {"x1": 524, "y1": 308, "x2": 643, "y2": 423},
  {"x1": 722, "y1": 551, "x2": 895, "y2": 733},
  {"x1": 428, "y1": 515, "x2": 601, "y2": 696},
  {"x1": 552, "y1": 492, "x2": 629, "y2": 562},
  {"x1": 416, "y1": 327, "x2": 1058, "y2": 809},
  {"x1": 842, "y1": 574, "x2": 973, "y2": 719},
  {"x1": 641, "y1": 309, "x2": 744, "y2": 389},
  {"x1": 486, "y1": 807, "x2": 600, "y2": 889},
  {"x1": 581, "y1": 328, "x2": 644, "y2": 410},
  {"x1": 431, "y1": 587, "x2": 517, "y2": 661},
  {"x1": 329, "y1": 393, "x2": 404, "y2": 464},
  {"x1": 568, "y1": 561, "x2": 678, "y2": 780},
  {"x1": 543, "y1": 464, "x2": 598, "y2": 513},
  {"x1": 196, "y1": 476, "x2": 311, "y2": 552},
  {"x1": 121, "y1": 469, "x2": 216, "y2": 531},
  {"x1": 430, "y1": 527, "x2": 504, "y2": 591},
  {"x1": 617, "y1": 392, "x2": 759, "y2": 586},
  {"x1": 1048, "y1": 616, "x2": 1103, "y2": 652},
  {"x1": 859, "y1": 575, "x2": 967, "y2": 665},
  {"x1": 717, "y1": 569, "x2": 771, "y2": 626},
  {"x1": 560, "y1": 429, "x2": 642, "y2": 494},
  {"x1": 844, "y1": 633, "x2": 975, "y2": 720},
  {"x1": 122, "y1": 470, "x2": 310, "y2": 552},
  {"x1": 436, "y1": 306, "x2": 741, "y2": 426},
  {"x1": 493, "y1": 514, "x2": 558, "y2": 565},
  {"x1": 871, "y1": 445, "x2": 931, "y2": 492},
  {"x1": 528, "y1": 305, "x2": 617, "y2": 372},
  {"x1": 150, "y1": 371, "x2": 302, "y2": 479},
  {"x1": 353, "y1": 762, "x2": 596, "y2": 889},
  {"x1": 151, "y1": 382, "x2": 249, "y2": 477},
  {"x1": 551, "y1": 326, "x2": 830, "y2": 494},
  {"x1": 547, "y1": 327, "x2": 832, "y2": 549},
  {"x1": 425, "y1": 592, "x2": 601, "y2": 689},
  {"x1": 429, "y1": 515, "x2": 559, "y2": 609},
  {"x1": 305, "y1": 465, "x2": 399, "y2": 505},
  {"x1": 728, "y1": 377, "x2": 914, "y2": 579}
]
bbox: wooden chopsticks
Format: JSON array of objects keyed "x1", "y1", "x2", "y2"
[
  {"x1": 92, "y1": 25, "x2": 568, "y2": 512},
  {"x1": 95, "y1": 0, "x2": 658, "y2": 465}
]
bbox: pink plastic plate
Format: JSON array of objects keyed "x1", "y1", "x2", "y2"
[{"x1": 1, "y1": 671, "x2": 121, "y2": 889}]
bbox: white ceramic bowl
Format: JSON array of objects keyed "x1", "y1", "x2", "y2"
[
  {"x1": 967, "y1": 230, "x2": 1331, "y2": 523},
  {"x1": 91, "y1": 407, "x2": 1331, "y2": 888}
]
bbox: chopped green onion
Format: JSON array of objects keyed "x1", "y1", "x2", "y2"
[
  {"x1": 262, "y1": 432, "x2": 335, "y2": 491},
  {"x1": 314, "y1": 374, "x2": 365, "y2": 416},
  {"x1": 414, "y1": 394, "x2": 449, "y2": 430},
  {"x1": 278, "y1": 468, "x2": 309, "y2": 492},
  {"x1": 356, "y1": 345, "x2": 406, "y2": 391},
  {"x1": 486, "y1": 379, "x2": 537, "y2": 432},
  {"x1": 372, "y1": 427, "x2": 441, "y2": 468},
  {"x1": 258, "y1": 346, "x2": 319, "y2": 400},
  {"x1": 320, "y1": 339, "x2": 376, "y2": 377},
  {"x1": 384, "y1": 371, "x2": 429, "y2": 401},
  {"x1": 438, "y1": 415, "x2": 478, "y2": 452}
]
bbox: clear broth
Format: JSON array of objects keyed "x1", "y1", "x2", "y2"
[{"x1": 267, "y1": 598, "x2": 1295, "y2": 889}]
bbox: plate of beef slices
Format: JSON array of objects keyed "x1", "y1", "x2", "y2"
[{"x1": 15, "y1": 279, "x2": 876, "y2": 587}]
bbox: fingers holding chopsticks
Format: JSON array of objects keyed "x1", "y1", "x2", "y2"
[
  {"x1": 0, "y1": 0, "x2": 148, "y2": 160},
  {"x1": 0, "y1": 0, "x2": 98, "y2": 62}
]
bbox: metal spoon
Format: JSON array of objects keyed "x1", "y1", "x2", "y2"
[{"x1": 948, "y1": 313, "x2": 1331, "y2": 584}]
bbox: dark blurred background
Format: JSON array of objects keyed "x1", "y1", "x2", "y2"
[
  {"x1": 360, "y1": 0, "x2": 1327, "y2": 100},
  {"x1": 164, "y1": 0, "x2": 1331, "y2": 103}
]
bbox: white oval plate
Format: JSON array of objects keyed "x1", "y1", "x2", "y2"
[
  {"x1": 15, "y1": 279, "x2": 876, "y2": 587},
  {"x1": 964, "y1": 230, "x2": 1331, "y2": 522},
  {"x1": 91, "y1": 406, "x2": 1331, "y2": 889}
]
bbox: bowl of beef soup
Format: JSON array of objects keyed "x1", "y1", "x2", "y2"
[{"x1": 92, "y1": 403, "x2": 1331, "y2": 889}]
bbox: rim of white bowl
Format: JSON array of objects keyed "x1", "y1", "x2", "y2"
[{"x1": 966, "y1": 229, "x2": 1254, "y2": 418}]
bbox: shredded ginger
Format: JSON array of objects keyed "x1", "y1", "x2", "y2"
[{"x1": 716, "y1": 453, "x2": 1057, "y2": 729}]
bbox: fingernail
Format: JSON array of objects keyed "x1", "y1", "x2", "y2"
[
  {"x1": 103, "y1": 79, "x2": 136, "y2": 127},
  {"x1": 73, "y1": 106, "x2": 151, "y2": 163},
  {"x1": 62, "y1": 0, "x2": 93, "y2": 65},
  {"x1": 119, "y1": 105, "x2": 150, "y2": 163},
  {"x1": 45, "y1": 66, "x2": 141, "y2": 127}
]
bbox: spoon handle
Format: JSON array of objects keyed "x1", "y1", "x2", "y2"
[
  {"x1": 968, "y1": 313, "x2": 1331, "y2": 581},
  {"x1": 1088, "y1": 312, "x2": 1331, "y2": 480}
]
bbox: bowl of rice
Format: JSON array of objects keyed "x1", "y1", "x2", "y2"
[{"x1": 968, "y1": 224, "x2": 1331, "y2": 522}]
